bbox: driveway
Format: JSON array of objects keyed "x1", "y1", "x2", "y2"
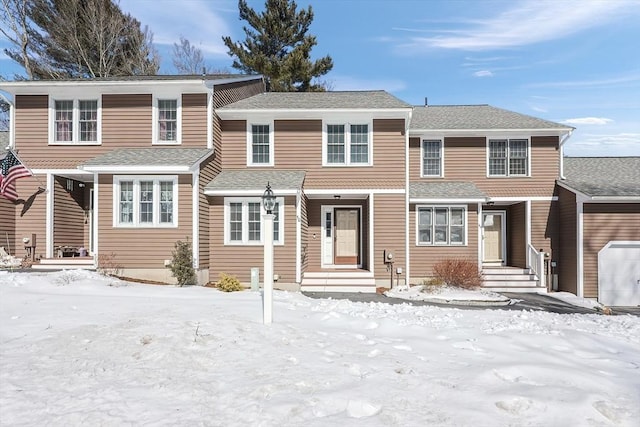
[{"x1": 303, "y1": 291, "x2": 639, "y2": 316}]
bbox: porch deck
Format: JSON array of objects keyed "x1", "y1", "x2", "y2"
[
  {"x1": 31, "y1": 256, "x2": 95, "y2": 271},
  {"x1": 301, "y1": 268, "x2": 376, "y2": 293}
]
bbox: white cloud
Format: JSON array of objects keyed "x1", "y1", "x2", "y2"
[
  {"x1": 473, "y1": 70, "x2": 493, "y2": 77},
  {"x1": 565, "y1": 132, "x2": 640, "y2": 156},
  {"x1": 531, "y1": 106, "x2": 548, "y2": 113},
  {"x1": 527, "y1": 73, "x2": 640, "y2": 89},
  {"x1": 119, "y1": 0, "x2": 232, "y2": 56},
  {"x1": 399, "y1": 0, "x2": 639, "y2": 51},
  {"x1": 563, "y1": 117, "x2": 614, "y2": 125}
]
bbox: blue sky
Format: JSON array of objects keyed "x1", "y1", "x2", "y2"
[{"x1": 2, "y1": 0, "x2": 639, "y2": 156}]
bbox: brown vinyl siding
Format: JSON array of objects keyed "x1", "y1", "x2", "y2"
[
  {"x1": 13, "y1": 176, "x2": 47, "y2": 259},
  {"x1": 198, "y1": 157, "x2": 217, "y2": 269},
  {"x1": 0, "y1": 198, "x2": 16, "y2": 256},
  {"x1": 53, "y1": 177, "x2": 86, "y2": 249},
  {"x1": 373, "y1": 194, "x2": 406, "y2": 279},
  {"x1": 208, "y1": 196, "x2": 297, "y2": 284},
  {"x1": 213, "y1": 79, "x2": 265, "y2": 108},
  {"x1": 220, "y1": 119, "x2": 406, "y2": 189},
  {"x1": 506, "y1": 203, "x2": 526, "y2": 268},
  {"x1": 97, "y1": 174, "x2": 193, "y2": 269},
  {"x1": 409, "y1": 136, "x2": 560, "y2": 197},
  {"x1": 531, "y1": 200, "x2": 557, "y2": 262},
  {"x1": 409, "y1": 203, "x2": 478, "y2": 281},
  {"x1": 557, "y1": 186, "x2": 577, "y2": 294},
  {"x1": 181, "y1": 93, "x2": 208, "y2": 147},
  {"x1": 582, "y1": 203, "x2": 640, "y2": 298}
]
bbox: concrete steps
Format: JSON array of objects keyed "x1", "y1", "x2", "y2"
[
  {"x1": 482, "y1": 267, "x2": 546, "y2": 293},
  {"x1": 301, "y1": 271, "x2": 376, "y2": 293},
  {"x1": 32, "y1": 257, "x2": 95, "y2": 271}
]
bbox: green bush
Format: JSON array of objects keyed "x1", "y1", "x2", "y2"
[
  {"x1": 216, "y1": 272, "x2": 243, "y2": 292},
  {"x1": 432, "y1": 258, "x2": 483, "y2": 289},
  {"x1": 168, "y1": 237, "x2": 197, "y2": 287}
]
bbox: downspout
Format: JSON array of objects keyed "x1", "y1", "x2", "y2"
[
  {"x1": 206, "y1": 82, "x2": 215, "y2": 150},
  {"x1": 558, "y1": 129, "x2": 573, "y2": 180},
  {"x1": 404, "y1": 109, "x2": 412, "y2": 286},
  {"x1": 576, "y1": 196, "x2": 584, "y2": 298}
]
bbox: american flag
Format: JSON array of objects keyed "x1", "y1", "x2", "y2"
[{"x1": 0, "y1": 150, "x2": 33, "y2": 201}]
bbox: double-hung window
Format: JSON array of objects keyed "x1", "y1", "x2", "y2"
[
  {"x1": 417, "y1": 206, "x2": 466, "y2": 245},
  {"x1": 324, "y1": 122, "x2": 372, "y2": 166},
  {"x1": 114, "y1": 176, "x2": 178, "y2": 227},
  {"x1": 247, "y1": 123, "x2": 274, "y2": 166},
  {"x1": 224, "y1": 198, "x2": 284, "y2": 245},
  {"x1": 153, "y1": 96, "x2": 181, "y2": 144},
  {"x1": 50, "y1": 98, "x2": 100, "y2": 144},
  {"x1": 422, "y1": 139, "x2": 443, "y2": 177},
  {"x1": 488, "y1": 139, "x2": 529, "y2": 176}
]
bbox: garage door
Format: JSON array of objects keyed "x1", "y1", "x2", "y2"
[{"x1": 598, "y1": 241, "x2": 640, "y2": 306}]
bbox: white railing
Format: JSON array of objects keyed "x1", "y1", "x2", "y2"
[{"x1": 527, "y1": 244, "x2": 546, "y2": 288}]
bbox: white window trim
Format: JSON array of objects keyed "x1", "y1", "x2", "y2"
[
  {"x1": 224, "y1": 197, "x2": 284, "y2": 245},
  {"x1": 322, "y1": 119, "x2": 374, "y2": 167},
  {"x1": 420, "y1": 138, "x2": 444, "y2": 178},
  {"x1": 48, "y1": 97, "x2": 102, "y2": 145},
  {"x1": 112, "y1": 175, "x2": 179, "y2": 228},
  {"x1": 486, "y1": 137, "x2": 531, "y2": 177},
  {"x1": 152, "y1": 94, "x2": 182, "y2": 145},
  {"x1": 246, "y1": 120, "x2": 275, "y2": 167},
  {"x1": 415, "y1": 205, "x2": 468, "y2": 246}
]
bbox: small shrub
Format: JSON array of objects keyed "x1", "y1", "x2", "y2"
[
  {"x1": 422, "y1": 277, "x2": 445, "y2": 287},
  {"x1": 216, "y1": 272, "x2": 243, "y2": 292},
  {"x1": 168, "y1": 238, "x2": 197, "y2": 287},
  {"x1": 433, "y1": 258, "x2": 483, "y2": 289},
  {"x1": 97, "y1": 252, "x2": 122, "y2": 277}
]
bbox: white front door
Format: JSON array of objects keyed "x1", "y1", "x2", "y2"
[{"x1": 483, "y1": 212, "x2": 505, "y2": 265}]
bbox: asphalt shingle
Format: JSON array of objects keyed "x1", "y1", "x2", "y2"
[
  {"x1": 410, "y1": 181, "x2": 487, "y2": 200},
  {"x1": 81, "y1": 148, "x2": 213, "y2": 168},
  {"x1": 205, "y1": 170, "x2": 306, "y2": 193},
  {"x1": 219, "y1": 91, "x2": 412, "y2": 110},
  {"x1": 562, "y1": 157, "x2": 640, "y2": 197},
  {"x1": 411, "y1": 105, "x2": 573, "y2": 130}
]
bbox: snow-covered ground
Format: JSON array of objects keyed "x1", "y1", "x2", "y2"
[{"x1": 1, "y1": 270, "x2": 639, "y2": 426}]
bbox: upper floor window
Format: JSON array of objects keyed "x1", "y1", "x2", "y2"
[
  {"x1": 488, "y1": 139, "x2": 529, "y2": 176},
  {"x1": 416, "y1": 206, "x2": 466, "y2": 246},
  {"x1": 247, "y1": 122, "x2": 274, "y2": 166},
  {"x1": 50, "y1": 98, "x2": 100, "y2": 144},
  {"x1": 323, "y1": 122, "x2": 372, "y2": 166},
  {"x1": 224, "y1": 197, "x2": 283, "y2": 245},
  {"x1": 114, "y1": 176, "x2": 178, "y2": 227},
  {"x1": 422, "y1": 139, "x2": 443, "y2": 177},
  {"x1": 153, "y1": 96, "x2": 181, "y2": 144}
]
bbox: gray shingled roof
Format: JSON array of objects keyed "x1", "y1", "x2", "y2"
[
  {"x1": 410, "y1": 181, "x2": 487, "y2": 200},
  {"x1": 3, "y1": 74, "x2": 258, "y2": 83},
  {"x1": 561, "y1": 157, "x2": 640, "y2": 198},
  {"x1": 219, "y1": 91, "x2": 412, "y2": 110},
  {"x1": 81, "y1": 148, "x2": 213, "y2": 168},
  {"x1": 0, "y1": 131, "x2": 8, "y2": 151},
  {"x1": 205, "y1": 170, "x2": 305, "y2": 193},
  {"x1": 411, "y1": 105, "x2": 573, "y2": 130}
]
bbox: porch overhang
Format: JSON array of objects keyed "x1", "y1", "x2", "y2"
[
  {"x1": 79, "y1": 147, "x2": 214, "y2": 174},
  {"x1": 204, "y1": 170, "x2": 306, "y2": 196},
  {"x1": 409, "y1": 181, "x2": 487, "y2": 204}
]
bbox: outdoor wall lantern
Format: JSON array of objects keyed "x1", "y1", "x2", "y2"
[{"x1": 262, "y1": 182, "x2": 276, "y2": 324}]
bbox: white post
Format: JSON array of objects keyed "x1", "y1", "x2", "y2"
[{"x1": 263, "y1": 213, "x2": 274, "y2": 324}]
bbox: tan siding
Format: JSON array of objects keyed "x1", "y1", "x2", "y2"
[
  {"x1": 531, "y1": 200, "x2": 557, "y2": 262},
  {"x1": 409, "y1": 136, "x2": 560, "y2": 197},
  {"x1": 102, "y1": 94, "x2": 152, "y2": 149},
  {"x1": 0, "y1": 198, "x2": 16, "y2": 256},
  {"x1": 13, "y1": 176, "x2": 47, "y2": 259},
  {"x1": 557, "y1": 186, "x2": 577, "y2": 294},
  {"x1": 53, "y1": 177, "x2": 86, "y2": 248},
  {"x1": 221, "y1": 119, "x2": 406, "y2": 189},
  {"x1": 506, "y1": 203, "x2": 526, "y2": 268},
  {"x1": 182, "y1": 93, "x2": 207, "y2": 147},
  {"x1": 14, "y1": 95, "x2": 50, "y2": 167},
  {"x1": 409, "y1": 204, "x2": 478, "y2": 281},
  {"x1": 213, "y1": 80, "x2": 265, "y2": 108},
  {"x1": 582, "y1": 204, "x2": 640, "y2": 298},
  {"x1": 198, "y1": 157, "x2": 217, "y2": 269},
  {"x1": 98, "y1": 174, "x2": 194, "y2": 269},
  {"x1": 209, "y1": 196, "x2": 297, "y2": 284},
  {"x1": 373, "y1": 194, "x2": 406, "y2": 280}
]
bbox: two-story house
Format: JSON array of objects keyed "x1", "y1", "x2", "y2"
[
  {"x1": 2, "y1": 76, "x2": 636, "y2": 304},
  {"x1": 1, "y1": 75, "x2": 265, "y2": 283}
]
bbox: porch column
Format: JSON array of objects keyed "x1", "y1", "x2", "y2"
[
  {"x1": 525, "y1": 200, "x2": 532, "y2": 267},
  {"x1": 45, "y1": 173, "x2": 54, "y2": 259},
  {"x1": 477, "y1": 202, "x2": 483, "y2": 271}
]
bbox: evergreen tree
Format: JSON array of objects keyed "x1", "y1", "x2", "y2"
[{"x1": 222, "y1": 0, "x2": 333, "y2": 91}]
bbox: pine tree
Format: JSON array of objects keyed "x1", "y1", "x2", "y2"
[{"x1": 222, "y1": 0, "x2": 333, "y2": 91}]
